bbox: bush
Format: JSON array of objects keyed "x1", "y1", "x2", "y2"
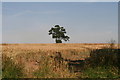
[
  {"x1": 86, "y1": 48, "x2": 119, "y2": 67},
  {"x1": 2, "y1": 54, "x2": 24, "y2": 78}
]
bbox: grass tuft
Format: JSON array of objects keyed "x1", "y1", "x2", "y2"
[{"x1": 2, "y1": 54, "x2": 24, "y2": 78}]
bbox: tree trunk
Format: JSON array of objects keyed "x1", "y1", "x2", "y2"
[{"x1": 55, "y1": 39, "x2": 62, "y2": 43}]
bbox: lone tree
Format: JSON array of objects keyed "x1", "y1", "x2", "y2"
[{"x1": 48, "y1": 25, "x2": 70, "y2": 43}]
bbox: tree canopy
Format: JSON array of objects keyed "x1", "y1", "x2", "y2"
[{"x1": 48, "y1": 25, "x2": 70, "y2": 43}]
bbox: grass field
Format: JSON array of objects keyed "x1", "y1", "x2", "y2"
[{"x1": 1, "y1": 43, "x2": 119, "y2": 78}]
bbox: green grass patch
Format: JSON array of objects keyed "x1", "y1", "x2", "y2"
[
  {"x1": 2, "y1": 54, "x2": 24, "y2": 78},
  {"x1": 80, "y1": 66, "x2": 119, "y2": 78}
]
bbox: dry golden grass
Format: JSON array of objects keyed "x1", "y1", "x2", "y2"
[
  {"x1": 2, "y1": 43, "x2": 119, "y2": 78},
  {"x1": 2, "y1": 43, "x2": 117, "y2": 59}
]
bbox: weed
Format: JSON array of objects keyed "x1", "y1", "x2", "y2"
[{"x1": 2, "y1": 54, "x2": 24, "y2": 78}]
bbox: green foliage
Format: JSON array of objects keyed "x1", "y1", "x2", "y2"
[
  {"x1": 81, "y1": 42, "x2": 120, "y2": 78},
  {"x1": 2, "y1": 54, "x2": 24, "y2": 78},
  {"x1": 86, "y1": 48, "x2": 118, "y2": 67},
  {"x1": 48, "y1": 25, "x2": 70, "y2": 43},
  {"x1": 80, "y1": 66, "x2": 119, "y2": 78}
]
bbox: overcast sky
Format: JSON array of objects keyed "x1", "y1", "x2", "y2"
[
  {"x1": 1, "y1": 0, "x2": 120, "y2": 2},
  {"x1": 2, "y1": 2, "x2": 118, "y2": 43}
]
